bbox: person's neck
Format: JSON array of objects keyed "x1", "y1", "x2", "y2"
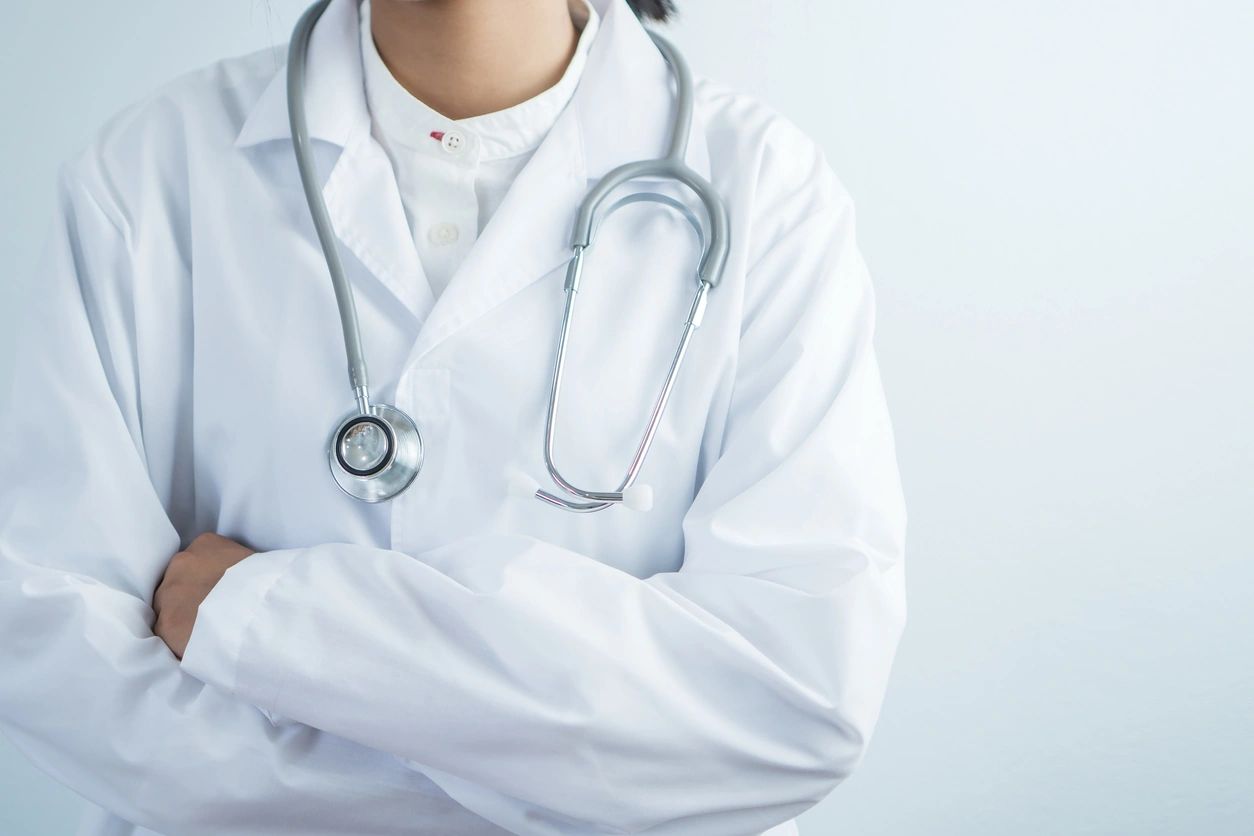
[{"x1": 370, "y1": 0, "x2": 579, "y2": 120}]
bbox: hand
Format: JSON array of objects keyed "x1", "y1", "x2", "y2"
[{"x1": 153, "y1": 532, "x2": 255, "y2": 659}]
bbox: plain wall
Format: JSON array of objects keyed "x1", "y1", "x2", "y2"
[{"x1": 2, "y1": 1, "x2": 1251, "y2": 834}]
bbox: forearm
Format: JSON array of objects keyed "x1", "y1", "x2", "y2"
[
  {"x1": 0, "y1": 563, "x2": 507, "y2": 836},
  {"x1": 181, "y1": 531, "x2": 904, "y2": 835}
]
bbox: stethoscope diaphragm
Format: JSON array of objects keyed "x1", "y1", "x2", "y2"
[{"x1": 327, "y1": 404, "x2": 423, "y2": 503}]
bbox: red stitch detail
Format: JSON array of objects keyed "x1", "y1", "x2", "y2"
[{"x1": 430, "y1": 130, "x2": 445, "y2": 141}]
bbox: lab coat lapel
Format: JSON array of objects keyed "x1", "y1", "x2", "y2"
[
  {"x1": 324, "y1": 127, "x2": 435, "y2": 322},
  {"x1": 234, "y1": 0, "x2": 434, "y2": 325},
  {"x1": 406, "y1": 0, "x2": 711, "y2": 363},
  {"x1": 405, "y1": 113, "x2": 587, "y2": 361}
]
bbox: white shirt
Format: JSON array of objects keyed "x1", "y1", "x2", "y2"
[
  {"x1": 359, "y1": 0, "x2": 600, "y2": 301},
  {"x1": 0, "y1": 1, "x2": 905, "y2": 834}
]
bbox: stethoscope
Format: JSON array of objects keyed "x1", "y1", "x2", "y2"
[{"x1": 287, "y1": 0, "x2": 729, "y2": 510}]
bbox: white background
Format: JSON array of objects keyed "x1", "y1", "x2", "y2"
[{"x1": 2, "y1": 1, "x2": 1251, "y2": 834}]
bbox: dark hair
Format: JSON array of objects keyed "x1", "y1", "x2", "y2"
[{"x1": 626, "y1": 0, "x2": 677, "y2": 22}]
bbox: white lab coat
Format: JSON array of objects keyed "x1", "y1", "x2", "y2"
[{"x1": 0, "y1": 0, "x2": 906, "y2": 834}]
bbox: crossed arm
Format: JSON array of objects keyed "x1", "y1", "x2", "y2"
[
  {"x1": 2, "y1": 149, "x2": 905, "y2": 836},
  {"x1": 0, "y1": 164, "x2": 514, "y2": 836}
]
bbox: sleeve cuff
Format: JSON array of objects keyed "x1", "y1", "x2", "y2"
[{"x1": 179, "y1": 548, "x2": 301, "y2": 700}]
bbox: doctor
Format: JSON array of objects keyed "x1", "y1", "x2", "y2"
[{"x1": 0, "y1": 0, "x2": 906, "y2": 834}]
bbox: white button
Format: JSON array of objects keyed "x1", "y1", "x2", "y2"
[
  {"x1": 440, "y1": 131, "x2": 466, "y2": 153},
  {"x1": 427, "y1": 222, "x2": 460, "y2": 246}
]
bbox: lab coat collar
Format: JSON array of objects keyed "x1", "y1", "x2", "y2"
[
  {"x1": 234, "y1": 0, "x2": 367, "y2": 150},
  {"x1": 235, "y1": 0, "x2": 431, "y2": 322},
  {"x1": 575, "y1": 0, "x2": 711, "y2": 180},
  {"x1": 232, "y1": 0, "x2": 711, "y2": 357}
]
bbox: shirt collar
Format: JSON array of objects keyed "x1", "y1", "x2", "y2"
[
  {"x1": 234, "y1": 0, "x2": 709, "y2": 181},
  {"x1": 358, "y1": 0, "x2": 600, "y2": 164}
]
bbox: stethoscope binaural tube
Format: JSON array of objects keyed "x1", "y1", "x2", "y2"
[
  {"x1": 510, "y1": 31, "x2": 732, "y2": 514},
  {"x1": 288, "y1": 0, "x2": 422, "y2": 503}
]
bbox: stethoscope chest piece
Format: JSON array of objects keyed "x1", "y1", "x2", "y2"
[{"x1": 327, "y1": 404, "x2": 423, "y2": 503}]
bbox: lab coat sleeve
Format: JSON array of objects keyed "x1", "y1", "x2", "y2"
[
  {"x1": 0, "y1": 162, "x2": 510, "y2": 836},
  {"x1": 181, "y1": 148, "x2": 907, "y2": 835}
]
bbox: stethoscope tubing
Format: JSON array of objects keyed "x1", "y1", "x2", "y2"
[
  {"x1": 286, "y1": 0, "x2": 730, "y2": 509},
  {"x1": 288, "y1": 0, "x2": 373, "y2": 412}
]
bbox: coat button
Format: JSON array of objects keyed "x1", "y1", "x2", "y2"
[
  {"x1": 427, "y1": 222, "x2": 460, "y2": 246},
  {"x1": 440, "y1": 131, "x2": 466, "y2": 153}
]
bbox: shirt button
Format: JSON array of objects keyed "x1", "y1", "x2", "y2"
[
  {"x1": 427, "y1": 222, "x2": 460, "y2": 246},
  {"x1": 440, "y1": 130, "x2": 466, "y2": 153}
]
